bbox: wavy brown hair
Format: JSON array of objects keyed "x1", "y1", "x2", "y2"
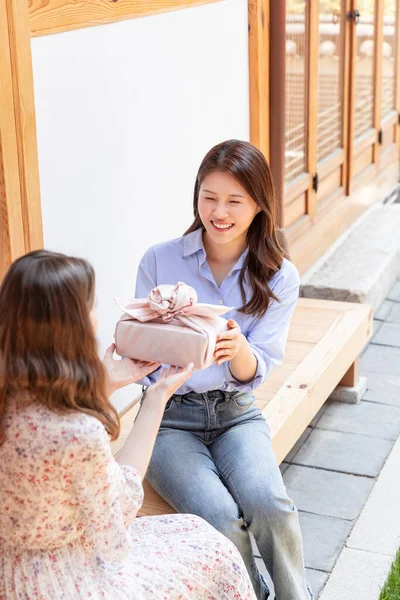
[
  {"x1": 0, "y1": 250, "x2": 119, "y2": 445},
  {"x1": 185, "y1": 139, "x2": 288, "y2": 318}
]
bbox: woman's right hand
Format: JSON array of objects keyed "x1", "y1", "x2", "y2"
[
  {"x1": 146, "y1": 364, "x2": 194, "y2": 406},
  {"x1": 103, "y1": 343, "x2": 161, "y2": 396}
]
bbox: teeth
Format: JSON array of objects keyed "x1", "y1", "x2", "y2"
[{"x1": 213, "y1": 222, "x2": 233, "y2": 229}]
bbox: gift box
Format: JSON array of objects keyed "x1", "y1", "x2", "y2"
[{"x1": 114, "y1": 282, "x2": 232, "y2": 369}]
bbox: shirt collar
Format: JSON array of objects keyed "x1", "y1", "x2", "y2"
[
  {"x1": 183, "y1": 228, "x2": 248, "y2": 273},
  {"x1": 233, "y1": 248, "x2": 248, "y2": 272},
  {"x1": 183, "y1": 228, "x2": 205, "y2": 258}
]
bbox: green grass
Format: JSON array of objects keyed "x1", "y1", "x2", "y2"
[{"x1": 379, "y1": 548, "x2": 400, "y2": 600}]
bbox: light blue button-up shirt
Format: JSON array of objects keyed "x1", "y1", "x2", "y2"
[{"x1": 135, "y1": 228, "x2": 300, "y2": 395}]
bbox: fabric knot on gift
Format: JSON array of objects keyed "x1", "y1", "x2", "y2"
[
  {"x1": 114, "y1": 283, "x2": 233, "y2": 369},
  {"x1": 147, "y1": 283, "x2": 198, "y2": 321}
]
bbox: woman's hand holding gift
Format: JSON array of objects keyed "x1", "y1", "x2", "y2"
[
  {"x1": 214, "y1": 320, "x2": 258, "y2": 384},
  {"x1": 146, "y1": 364, "x2": 194, "y2": 407},
  {"x1": 214, "y1": 320, "x2": 246, "y2": 366},
  {"x1": 103, "y1": 343, "x2": 161, "y2": 396}
]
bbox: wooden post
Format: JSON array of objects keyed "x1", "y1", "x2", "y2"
[
  {"x1": 0, "y1": 0, "x2": 43, "y2": 280},
  {"x1": 345, "y1": 0, "x2": 357, "y2": 194},
  {"x1": 269, "y1": 0, "x2": 285, "y2": 228},
  {"x1": 0, "y1": 0, "x2": 26, "y2": 278},
  {"x1": 249, "y1": 0, "x2": 270, "y2": 163},
  {"x1": 306, "y1": 1, "x2": 318, "y2": 220},
  {"x1": 341, "y1": 0, "x2": 352, "y2": 192},
  {"x1": 373, "y1": 0, "x2": 384, "y2": 165},
  {"x1": 339, "y1": 357, "x2": 360, "y2": 387},
  {"x1": 395, "y1": 0, "x2": 400, "y2": 149}
]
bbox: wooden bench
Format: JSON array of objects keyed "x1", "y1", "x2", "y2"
[{"x1": 111, "y1": 297, "x2": 373, "y2": 517}]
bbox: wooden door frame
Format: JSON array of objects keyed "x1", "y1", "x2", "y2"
[
  {"x1": 378, "y1": 0, "x2": 400, "y2": 159},
  {"x1": 348, "y1": 0, "x2": 385, "y2": 190},
  {"x1": 29, "y1": 0, "x2": 220, "y2": 38},
  {"x1": 270, "y1": 0, "x2": 318, "y2": 229},
  {"x1": 313, "y1": 2, "x2": 351, "y2": 205},
  {"x1": 266, "y1": 0, "x2": 283, "y2": 225},
  {"x1": 0, "y1": 0, "x2": 43, "y2": 278},
  {"x1": 342, "y1": 0, "x2": 352, "y2": 193},
  {"x1": 283, "y1": 1, "x2": 352, "y2": 207},
  {"x1": 249, "y1": 0, "x2": 270, "y2": 164},
  {"x1": 306, "y1": 0, "x2": 318, "y2": 221},
  {"x1": 372, "y1": 0, "x2": 384, "y2": 165},
  {"x1": 395, "y1": 0, "x2": 400, "y2": 148}
]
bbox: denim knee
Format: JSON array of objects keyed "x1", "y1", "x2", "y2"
[
  {"x1": 193, "y1": 501, "x2": 245, "y2": 545},
  {"x1": 245, "y1": 492, "x2": 297, "y2": 535}
]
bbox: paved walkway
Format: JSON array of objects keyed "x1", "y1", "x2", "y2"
[{"x1": 254, "y1": 279, "x2": 400, "y2": 598}]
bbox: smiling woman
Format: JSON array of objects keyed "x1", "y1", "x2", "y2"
[
  {"x1": 134, "y1": 139, "x2": 313, "y2": 600},
  {"x1": 185, "y1": 139, "x2": 284, "y2": 318}
]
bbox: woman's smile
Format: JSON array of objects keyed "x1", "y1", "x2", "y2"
[{"x1": 211, "y1": 220, "x2": 235, "y2": 232}]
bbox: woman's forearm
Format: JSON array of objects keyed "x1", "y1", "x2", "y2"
[
  {"x1": 229, "y1": 334, "x2": 258, "y2": 383},
  {"x1": 114, "y1": 364, "x2": 194, "y2": 478},
  {"x1": 115, "y1": 393, "x2": 165, "y2": 480}
]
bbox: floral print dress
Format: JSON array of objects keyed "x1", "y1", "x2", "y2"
[{"x1": 0, "y1": 400, "x2": 256, "y2": 600}]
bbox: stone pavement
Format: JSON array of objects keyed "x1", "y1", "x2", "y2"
[
  {"x1": 254, "y1": 278, "x2": 400, "y2": 599},
  {"x1": 300, "y1": 203, "x2": 400, "y2": 312}
]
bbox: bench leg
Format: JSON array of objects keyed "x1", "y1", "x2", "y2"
[
  {"x1": 339, "y1": 358, "x2": 360, "y2": 387},
  {"x1": 329, "y1": 358, "x2": 367, "y2": 404}
]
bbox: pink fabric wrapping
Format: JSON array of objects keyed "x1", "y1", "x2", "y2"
[{"x1": 114, "y1": 282, "x2": 232, "y2": 369}]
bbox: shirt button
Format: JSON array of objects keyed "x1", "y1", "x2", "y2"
[{"x1": 219, "y1": 300, "x2": 224, "y2": 305}]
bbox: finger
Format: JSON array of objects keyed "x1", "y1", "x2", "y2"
[
  {"x1": 169, "y1": 363, "x2": 194, "y2": 380},
  {"x1": 104, "y1": 343, "x2": 116, "y2": 358},
  {"x1": 134, "y1": 360, "x2": 148, "y2": 368},
  {"x1": 217, "y1": 328, "x2": 240, "y2": 341},
  {"x1": 169, "y1": 364, "x2": 186, "y2": 373},
  {"x1": 135, "y1": 359, "x2": 158, "y2": 366},
  {"x1": 214, "y1": 341, "x2": 234, "y2": 352},
  {"x1": 125, "y1": 359, "x2": 158, "y2": 368},
  {"x1": 177, "y1": 363, "x2": 194, "y2": 381},
  {"x1": 214, "y1": 350, "x2": 232, "y2": 359},
  {"x1": 214, "y1": 352, "x2": 234, "y2": 362},
  {"x1": 216, "y1": 355, "x2": 231, "y2": 366},
  {"x1": 140, "y1": 362, "x2": 161, "y2": 375},
  {"x1": 228, "y1": 319, "x2": 239, "y2": 329}
]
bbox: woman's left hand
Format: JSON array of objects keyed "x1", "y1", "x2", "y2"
[
  {"x1": 214, "y1": 320, "x2": 246, "y2": 366},
  {"x1": 103, "y1": 343, "x2": 161, "y2": 395}
]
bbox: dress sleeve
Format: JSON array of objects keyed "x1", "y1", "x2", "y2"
[
  {"x1": 62, "y1": 417, "x2": 144, "y2": 561},
  {"x1": 224, "y1": 262, "x2": 300, "y2": 393}
]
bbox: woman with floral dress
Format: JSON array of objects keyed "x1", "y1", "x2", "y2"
[{"x1": 0, "y1": 250, "x2": 255, "y2": 600}]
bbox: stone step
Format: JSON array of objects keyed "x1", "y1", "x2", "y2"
[{"x1": 300, "y1": 203, "x2": 400, "y2": 312}]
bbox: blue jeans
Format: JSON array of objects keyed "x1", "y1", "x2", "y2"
[{"x1": 144, "y1": 390, "x2": 312, "y2": 600}]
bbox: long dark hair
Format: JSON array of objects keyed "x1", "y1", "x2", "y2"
[
  {"x1": 0, "y1": 250, "x2": 120, "y2": 445},
  {"x1": 185, "y1": 139, "x2": 287, "y2": 318}
]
